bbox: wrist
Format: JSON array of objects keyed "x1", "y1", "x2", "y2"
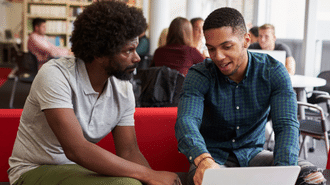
[
  {"x1": 194, "y1": 153, "x2": 213, "y2": 167},
  {"x1": 137, "y1": 167, "x2": 156, "y2": 184},
  {"x1": 197, "y1": 156, "x2": 215, "y2": 168}
]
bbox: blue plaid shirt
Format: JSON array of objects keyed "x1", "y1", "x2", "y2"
[{"x1": 175, "y1": 51, "x2": 299, "y2": 167}]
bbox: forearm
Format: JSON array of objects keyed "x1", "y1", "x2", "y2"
[
  {"x1": 193, "y1": 153, "x2": 220, "y2": 185},
  {"x1": 175, "y1": 116, "x2": 209, "y2": 163},
  {"x1": 194, "y1": 153, "x2": 213, "y2": 166},
  {"x1": 68, "y1": 140, "x2": 154, "y2": 183},
  {"x1": 285, "y1": 57, "x2": 296, "y2": 75},
  {"x1": 117, "y1": 147, "x2": 151, "y2": 168},
  {"x1": 273, "y1": 126, "x2": 299, "y2": 166}
]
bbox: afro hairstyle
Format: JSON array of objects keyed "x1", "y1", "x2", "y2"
[{"x1": 70, "y1": 1, "x2": 147, "y2": 63}]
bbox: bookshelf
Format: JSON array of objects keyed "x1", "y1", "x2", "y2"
[
  {"x1": 22, "y1": 0, "x2": 142, "y2": 52},
  {"x1": 22, "y1": 0, "x2": 93, "y2": 52}
]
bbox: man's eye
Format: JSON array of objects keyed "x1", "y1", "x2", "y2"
[
  {"x1": 126, "y1": 49, "x2": 135, "y2": 54},
  {"x1": 224, "y1": 45, "x2": 232, "y2": 49}
]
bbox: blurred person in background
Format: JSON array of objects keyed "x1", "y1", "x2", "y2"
[
  {"x1": 249, "y1": 26, "x2": 259, "y2": 44},
  {"x1": 152, "y1": 17, "x2": 204, "y2": 76},
  {"x1": 249, "y1": 24, "x2": 296, "y2": 75},
  {"x1": 28, "y1": 18, "x2": 72, "y2": 69},
  {"x1": 190, "y1": 17, "x2": 209, "y2": 58}
]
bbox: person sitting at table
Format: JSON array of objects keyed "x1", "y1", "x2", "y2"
[
  {"x1": 158, "y1": 28, "x2": 168, "y2": 48},
  {"x1": 28, "y1": 18, "x2": 72, "y2": 69},
  {"x1": 248, "y1": 24, "x2": 296, "y2": 75},
  {"x1": 175, "y1": 7, "x2": 326, "y2": 185},
  {"x1": 249, "y1": 26, "x2": 259, "y2": 44},
  {"x1": 152, "y1": 17, "x2": 205, "y2": 76},
  {"x1": 190, "y1": 17, "x2": 209, "y2": 58}
]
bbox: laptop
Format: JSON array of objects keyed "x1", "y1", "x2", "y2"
[
  {"x1": 202, "y1": 166, "x2": 301, "y2": 185},
  {"x1": 248, "y1": 49, "x2": 286, "y2": 65}
]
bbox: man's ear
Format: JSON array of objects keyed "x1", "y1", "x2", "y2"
[{"x1": 243, "y1": 33, "x2": 251, "y2": 48}]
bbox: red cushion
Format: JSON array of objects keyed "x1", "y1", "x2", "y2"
[
  {"x1": 0, "y1": 108, "x2": 189, "y2": 182},
  {"x1": 0, "y1": 109, "x2": 23, "y2": 182}
]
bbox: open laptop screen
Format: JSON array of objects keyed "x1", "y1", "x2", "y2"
[
  {"x1": 248, "y1": 49, "x2": 286, "y2": 66},
  {"x1": 202, "y1": 166, "x2": 300, "y2": 185}
]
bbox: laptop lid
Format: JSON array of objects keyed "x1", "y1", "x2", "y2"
[
  {"x1": 248, "y1": 49, "x2": 286, "y2": 65},
  {"x1": 202, "y1": 166, "x2": 301, "y2": 185}
]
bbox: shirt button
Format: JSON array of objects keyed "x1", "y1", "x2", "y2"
[
  {"x1": 237, "y1": 126, "x2": 240, "y2": 130},
  {"x1": 232, "y1": 139, "x2": 235, "y2": 142},
  {"x1": 189, "y1": 156, "x2": 192, "y2": 161},
  {"x1": 236, "y1": 106, "x2": 239, "y2": 110}
]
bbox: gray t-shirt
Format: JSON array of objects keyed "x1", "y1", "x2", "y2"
[{"x1": 8, "y1": 57, "x2": 135, "y2": 184}]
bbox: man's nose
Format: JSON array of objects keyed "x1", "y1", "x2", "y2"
[
  {"x1": 259, "y1": 37, "x2": 265, "y2": 42},
  {"x1": 214, "y1": 50, "x2": 225, "y2": 61},
  {"x1": 133, "y1": 51, "x2": 141, "y2": 63}
]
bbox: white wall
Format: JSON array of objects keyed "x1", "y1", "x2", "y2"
[
  {"x1": 169, "y1": 0, "x2": 186, "y2": 21},
  {"x1": 268, "y1": 0, "x2": 330, "y2": 40},
  {"x1": 316, "y1": 0, "x2": 330, "y2": 40},
  {"x1": 0, "y1": 2, "x2": 22, "y2": 40},
  {"x1": 0, "y1": 2, "x2": 8, "y2": 40},
  {"x1": 270, "y1": 0, "x2": 305, "y2": 39}
]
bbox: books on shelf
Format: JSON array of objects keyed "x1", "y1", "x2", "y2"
[
  {"x1": 47, "y1": 36, "x2": 65, "y2": 47},
  {"x1": 27, "y1": 20, "x2": 67, "y2": 34},
  {"x1": 69, "y1": 21, "x2": 74, "y2": 33},
  {"x1": 69, "y1": 7, "x2": 85, "y2": 17},
  {"x1": 30, "y1": 5, "x2": 66, "y2": 17},
  {"x1": 31, "y1": 0, "x2": 92, "y2": 2},
  {"x1": 46, "y1": 20, "x2": 67, "y2": 33}
]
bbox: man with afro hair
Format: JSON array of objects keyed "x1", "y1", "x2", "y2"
[{"x1": 8, "y1": 1, "x2": 181, "y2": 185}]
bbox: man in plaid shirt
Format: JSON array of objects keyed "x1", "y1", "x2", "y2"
[{"x1": 175, "y1": 7, "x2": 325, "y2": 185}]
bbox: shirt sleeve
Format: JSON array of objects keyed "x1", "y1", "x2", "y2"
[
  {"x1": 175, "y1": 64, "x2": 211, "y2": 163},
  {"x1": 116, "y1": 81, "x2": 136, "y2": 127},
  {"x1": 31, "y1": 61, "x2": 73, "y2": 110},
  {"x1": 29, "y1": 34, "x2": 69, "y2": 58},
  {"x1": 275, "y1": 43, "x2": 293, "y2": 58},
  {"x1": 269, "y1": 63, "x2": 299, "y2": 166}
]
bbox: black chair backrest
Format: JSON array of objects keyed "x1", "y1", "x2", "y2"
[
  {"x1": 136, "y1": 66, "x2": 185, "y2": 107},
  {"x1": 315, "y1": 71, "x2": 330, "y2": 93},
  {"x1": 16, "y1": 52, "x2": 39, "y2": 76},
  {"x1": 5, "y1": 29, "x2": 13, "y2": 40}
]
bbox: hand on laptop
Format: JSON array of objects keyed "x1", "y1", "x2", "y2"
[{"x1": 193, "y1": 153, "x2": 221, "y2": 185}]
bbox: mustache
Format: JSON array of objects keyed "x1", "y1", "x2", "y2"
[{"x1": 126, "y1": 63, "x2": 138, "y2": 70}]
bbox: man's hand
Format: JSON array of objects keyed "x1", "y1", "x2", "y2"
[
  {"x1": 146, "y1": 171, "x2": 182, "y2": 185},
  {"x1": 193, "y1": 154, "x2": 221, "y2": 185}
]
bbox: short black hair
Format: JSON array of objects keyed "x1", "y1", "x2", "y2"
[
  {"x1": 32, "y1": 18, "x2": 46, "y2": 31},
  {"x1": 203, "y1": 7, "x2": 247, "y2": 36},
  {"x1": 249, "y1": 26, "x2": 259, "y2": 37},
  {"x1": 70, "y1": 1, "x2": 147, "y2": 63}
]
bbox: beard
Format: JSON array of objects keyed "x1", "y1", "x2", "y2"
[{"x1": 107, "y1": 62, "x2": 138, "y2": 81}]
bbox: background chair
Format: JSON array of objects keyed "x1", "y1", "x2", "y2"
[
  {"x1": 304, "y1": 71, "x2": 330, "y2": 152},
  {"x1": 307, "y1": 71, "x2": 330, "y2": 113},
  {"x1": 9, "y1": 52, "x2": 38, "y2": 109},
  {"x1": 135, "y1": 66, "x2": 184, "y2": 107},
  {"x1": 297, "y1": 101, "x2": 330, "y2": 159}
]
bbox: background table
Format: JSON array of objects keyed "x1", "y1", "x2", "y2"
[{"x1": 291, "y1": 74, "x2": 326, "y2": 103}]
